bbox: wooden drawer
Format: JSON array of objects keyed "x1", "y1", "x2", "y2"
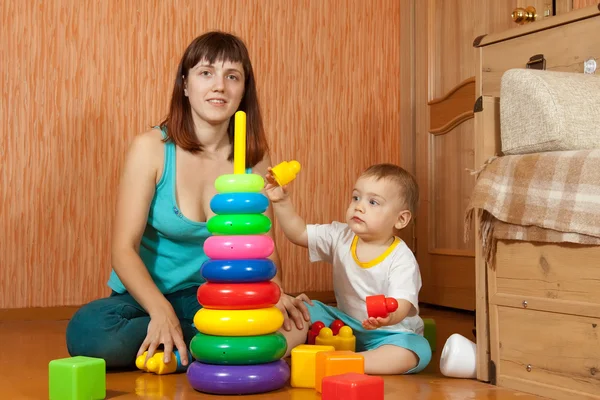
[
  {"x1": 475, "y1": 5, "x2": 600, "y2": 97},
  {"x1": 493, "y1": 241, "x2": 600, "y2": 318},
  {"x1": 493, "y1": 306, "x2": 600, "y2": 399},
  {"x1": 489, "y1": 241, "x2": 600, "y2": 399}
]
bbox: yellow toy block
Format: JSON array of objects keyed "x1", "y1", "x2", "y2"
[
  {"x1": 315, "y1": 351, "x2": 365, "y2": 393},
  {"x1": 315, "y1": 326, "x2": 356, "y2": 351},
  {"x1": 135, "y1": 351, "x2": 186, "y2": 375},
  {"x1": 290, "y1": 344, "x2": 335, "y2": 388}
]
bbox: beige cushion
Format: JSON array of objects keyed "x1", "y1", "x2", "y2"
[{"x1": 500, "y1": 68, "x2": 600, "y2": 155}]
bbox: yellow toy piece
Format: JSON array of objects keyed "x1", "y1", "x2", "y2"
[
  {"x1": 315, "y1": 326, "x2": 356, "y2": 352},
  {"x1": 136, "y1": 351, "x2": 178, "y2": 375},
  {"x1": 290, "y1": 344, "x2": 335, "y2": 388},
  {"x1": 271, "y1": 160, "x2": 301, "y2": 186},
  {"x1": 315, "y1": 350, "x2": 365, "y2": 393},
  {"x1": 193, "y1": 306, "x2": 284, "y2": 336}
]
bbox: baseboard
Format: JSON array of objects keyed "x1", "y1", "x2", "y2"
[{"x1": 0, "y1": 306, "x2": 80, "y2": 321}]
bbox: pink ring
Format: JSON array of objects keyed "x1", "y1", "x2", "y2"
[{"x1": 204, "y1": 235, "x2": 274, "y2": 259}]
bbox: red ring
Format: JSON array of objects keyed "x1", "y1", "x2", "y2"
[{"x1": 197, "y1": 282, "x2": 281, "y2": 310}]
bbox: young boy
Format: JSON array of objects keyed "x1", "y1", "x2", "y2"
[{"x1": 264, "y1": 163, "x2": 431, "y2": 375}]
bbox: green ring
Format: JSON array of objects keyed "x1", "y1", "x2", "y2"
[
  {"x1": 207, "y1": 214, "x2": 271, "y2": 235},
  {"x1": 215, "y1": 174, "x2": 265, "y2": 193},
  {"x1": 189, "y1": 332, "x2": 287, "y2": 365}
]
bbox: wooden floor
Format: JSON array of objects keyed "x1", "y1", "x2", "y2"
[{"x1": 0, "y1": 305, "x2": 544, "y2": 399}]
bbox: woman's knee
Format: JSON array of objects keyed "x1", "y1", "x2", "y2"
[{"x1": 66, "y1": 297, "x2": 148, "y2": 368}]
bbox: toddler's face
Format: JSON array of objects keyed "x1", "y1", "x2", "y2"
[{"x1": 345, "y1": 175, "x2": 405, "y2": 237}]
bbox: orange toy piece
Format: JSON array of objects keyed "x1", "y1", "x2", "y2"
[
  {"x1": 307, "y1": 321, "x2": 326, "y2": 345},
  {"x1": 315, "y1": 326, "x2": 356, "y2": 352},
  {"x1": 290, "y1": 344, "x2": 335, "y2": 388},
  {"x1": 315, "y1": 351, "x2": 365, "y2": 393},
  {"x1": 322, "y1": 372, "x2": 384, "y2": 400}
]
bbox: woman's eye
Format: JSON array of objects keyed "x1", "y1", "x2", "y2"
[
  {"x1": 227, "y1": 75, "x2": 239, "y2": 80},
  {"x1": 200, "y1": 70, "x2": 211, "y2": 76},
  {"x1": 352, "y1": 196, "x2": 359, "y2": 201},
  {"x1": 370, "y1": 200, "x2": 378, "y2": 206}
]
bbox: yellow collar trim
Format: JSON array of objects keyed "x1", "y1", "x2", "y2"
[{"x1": 351, "y1": 235, "x2": 400, "y2": 269}]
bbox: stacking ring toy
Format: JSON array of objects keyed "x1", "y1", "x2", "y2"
[
  {"x1": 187, "y1": 360, "x2": 290, "y2": 395},
  {"x1": 197, "y1": 282, "x2": 280, "y2": 309},
  {"x1": 204, "y1": 235, "x2": 274, "y2": 260},
  {"x1": 215, "y1": 174, "x2": 264, "y2": 193},
  {"x1": 200, "y1": 259, "x2": 277, "y2": 283},
  {"x1": 207, "y1": 214, "x2": 271, "y2": 235},
  {"x1": 210, "y1": 193, "x2": 269, "y2": 215},
  {"x1": 193, "y1": 307, "x2": 283, "y2": 336},
  {"x1": 189, "y1": 332, "x2": 287, "y2": 365}
]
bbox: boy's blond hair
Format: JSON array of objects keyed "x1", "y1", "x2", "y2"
[{"x1": 361, "y1": 163, "x2": 419, "y2": 216}]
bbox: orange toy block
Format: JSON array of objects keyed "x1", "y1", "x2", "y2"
[
  {"x1": 315, "y1": 326, "x2": 356, "y2": 352},
  {"x1": 290, "y1": 344, "x2": 335, "y2": 388},
  {"x1": 315, "y1": 351, "x2": 365, "y2": 393}
]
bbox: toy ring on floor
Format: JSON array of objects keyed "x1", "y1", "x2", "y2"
[
  {"x1": 215, "y1": 174, "x2": 265, "y2": 193},
  {"x1": 204, "y1": 235, "x2": 274, "y2": 260},
  {"x1": 200, "y1": 259, "x2": 277, "y2": 283},
  {"x1": 207, "y1": 213, "x2": 271, "y2": 235},
  {"x1": 193, "y1": 307, "x2": 284, "y2": 336},
  {"x1": 189, "y1": 332, "x2": 287, "y2": 365},
  {"x1": 210, "y1": 192, "x2": 269, "y2": 215},
  {"x1": 187, "y1": 360, "x2": 290, "y2": 395},
  {"x1": 197, "y1": 282, "x2": 280, "y2": 309}
]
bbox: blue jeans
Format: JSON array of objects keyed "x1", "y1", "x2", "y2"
[{"x1": 65, "y1": 286, "x2": 200, "y2": 369}]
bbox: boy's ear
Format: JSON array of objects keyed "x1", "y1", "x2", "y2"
[{"x1": 394, "y1": 210, "x2": 412, "y2": 230}]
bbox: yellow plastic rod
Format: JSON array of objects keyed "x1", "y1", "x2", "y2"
[{"x1": 233, "y1": 111, "x2": 246, "y2": 174}]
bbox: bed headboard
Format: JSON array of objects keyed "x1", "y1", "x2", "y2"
[{"x1": 473, "y1": 4, "x2": 600, "y2": 166}]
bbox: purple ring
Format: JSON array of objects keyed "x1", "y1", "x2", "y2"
[{"x1": 187, "y1": 360, "x2": 290, "y2": 395}]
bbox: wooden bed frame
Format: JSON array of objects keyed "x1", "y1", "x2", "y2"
[{"x1": 472, "y1": 6, "x2": 600, "y2": 399}]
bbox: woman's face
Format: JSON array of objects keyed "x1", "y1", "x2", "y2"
[{"x1": 184, "y1": 59, "x2": 245, "y2": 127}]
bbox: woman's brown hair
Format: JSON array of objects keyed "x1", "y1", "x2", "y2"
[{"x1": 159, "y1": 31, "x2": 268, "y2": 168}]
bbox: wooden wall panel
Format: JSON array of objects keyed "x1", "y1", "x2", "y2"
[{"x1": 0, "y1": 0, "x2": 402, "y2": 308}]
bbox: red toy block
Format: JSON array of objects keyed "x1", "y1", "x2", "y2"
[
  {"x1": 321, "y1": 372, "x2": 384, "y2": 400},
  {"x1": 366, "y1": 295, "x2": 398, "y2": 318},
  {"x1": 330, "y1": 319, "x2": 345, "y2": 335},
  {"x1": 307, "y1": 321, "x2": 326, "y2": 345}
]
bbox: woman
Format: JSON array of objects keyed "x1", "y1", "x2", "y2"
[{"x1": 66, "y1": 31, "x2": 311, "y2": 369}]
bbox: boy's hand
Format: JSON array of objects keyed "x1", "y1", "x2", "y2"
[
  {"x1": 362, "y1": 315, "x2": 392, "y2": 330},
  {"x1": 264, "y1": 167, "x2": 290, "y2": 203}
]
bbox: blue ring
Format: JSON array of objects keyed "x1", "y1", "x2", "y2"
[
  {"x1": 201, "y1": 259, "x2": 277, "y2": 283},
  {"x1": 210, "y1": 193, "x2": 269, "y2": 215}
]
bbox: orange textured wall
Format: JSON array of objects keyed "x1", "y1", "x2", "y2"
[{"x1": 0, "y1": 0, "x2": 402, "y2": 308}]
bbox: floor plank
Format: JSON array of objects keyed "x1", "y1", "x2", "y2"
[{"x1": 0, "y1": 305, "x2": 544, "y2": 399}]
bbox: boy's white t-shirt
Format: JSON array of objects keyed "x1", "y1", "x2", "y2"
[{"x1": 307, "y1": 221, "x2": 424, "y2": 335}]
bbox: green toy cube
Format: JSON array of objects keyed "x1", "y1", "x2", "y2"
[
  {"x1": 49, "y1": 356, "x2": 106, "y2": 400},
  {"x1": 423, "y1": 318, "x2": 437, "y2": 352}
]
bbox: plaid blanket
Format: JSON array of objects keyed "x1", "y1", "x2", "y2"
[{"x1": 465, "y1": 150, "x2": 600, "y2": 267}]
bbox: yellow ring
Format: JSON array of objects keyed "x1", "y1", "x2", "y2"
[{"x1": 193, "y1": 307, "x2": 284, "y2": 336}]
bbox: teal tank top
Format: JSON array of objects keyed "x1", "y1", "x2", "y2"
[{"x1": 107, "y1": 127, "x2": 250, "y2": 294}]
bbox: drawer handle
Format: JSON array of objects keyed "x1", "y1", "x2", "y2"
[
  {"x1": 522, "y1": 300, "x2": 528, "y2": 308},
  {"x1": 512, "y1": 6, "x2": 537, "y2": 25},
  {"x1": 526, "y1": 54, "x2": 546, "y2": 70},
  {"x1": 526, "y1": 364, "x2": 532, "y2": 372}
]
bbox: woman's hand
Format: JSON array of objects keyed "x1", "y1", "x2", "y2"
[
  {"x1": 276, "y1": 292, "x2": 313, "y2": 331},
  {"x1": 137, "y1": 306, "x2": 189, "y2": 367},
  {"x1": 264, "y1": 167, "x2": 290, "y2": 203}
]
